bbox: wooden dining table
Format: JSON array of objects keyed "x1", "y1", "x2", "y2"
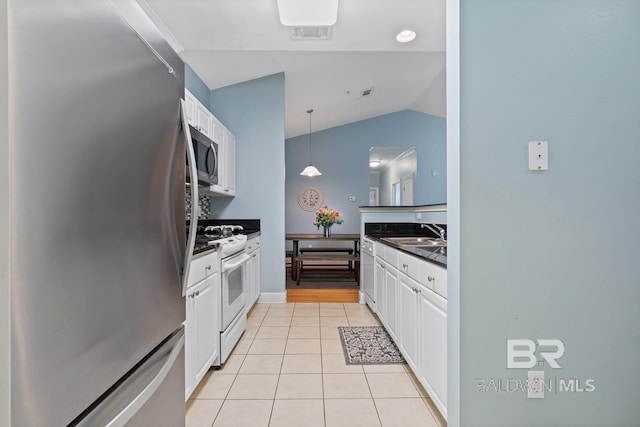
[{"x1": 286, "y1": 233, "x2": 361, "y2": 281}]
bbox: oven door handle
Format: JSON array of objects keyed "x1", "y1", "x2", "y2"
[{"x1": 222, "y1": 254, "x2": 250, "y2": 272}]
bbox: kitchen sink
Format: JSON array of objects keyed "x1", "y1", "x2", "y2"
[{"x1": 381, "y1": 237, "x2": 447, "y2": 247}]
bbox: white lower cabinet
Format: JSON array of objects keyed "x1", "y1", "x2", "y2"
[
  {"x1": 398, "y1": 274, "x2": 420, "y2": 371},
  {"x1": 420, "y1": 287, "x2": 447, "y2": 418},
  {"x1": 374, "y1": 257, "x2": 386, "y2": 324},
  {"x1": 185, "y1": 252, "x2": 220, "y2": 401},
  {"x1": 374, "y1": 241, "x2": 447, "y2": 420},
  {"x1": 384, "y1": 262, "x2": 399, "y2": 341},
  {"x1": 245, "y1": 236, "x2": 261, "y2": 311}
]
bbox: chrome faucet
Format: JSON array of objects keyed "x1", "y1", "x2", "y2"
[{"x1": 421, "y1": 223, "x2": 446, "y2": 241}]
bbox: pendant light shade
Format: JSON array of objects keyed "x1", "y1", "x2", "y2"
[
  {"x1": 300, "y1": 108, "x2": 322, "y2": 177},
  {"x1": 300, "y1": 164, "x2": 322, "y2": 177}
]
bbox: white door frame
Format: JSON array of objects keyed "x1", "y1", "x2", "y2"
[{"x1": 446, "y1": 0, "x2": 461, "y2": 425}]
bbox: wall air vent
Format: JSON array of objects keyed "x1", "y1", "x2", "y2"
[
  {"x1": 291, "y1": 26, "x2": 332, "y2": 40},
  {"x1": 361, "y1": 87, "x2": 375, "y2": 98}
]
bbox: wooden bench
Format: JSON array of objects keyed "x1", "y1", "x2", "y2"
[
  {"x1": 299, "y1": 247, "x2": 354, "y2": 255},
  {"x1": 295, "y1": 253, "x2": 360, "y2": 286},
  {"x1": 299, "y1": 247, "x2": 355, "y2": 270}
]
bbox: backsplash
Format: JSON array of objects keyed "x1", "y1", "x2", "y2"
[
  {"x1": 185, "y1": 187, "x2": 211, "y2": 220},
  {"x1": 364, "y1": 222, "x2": 447, "y2": 238}
]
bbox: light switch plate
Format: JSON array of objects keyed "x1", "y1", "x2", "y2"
[
  {"x1": 527, "y1": 370, "x2": 545, "y2": 399},
  {"x1": 528, "y1": 141, "x2": 548, "y2": 171}
]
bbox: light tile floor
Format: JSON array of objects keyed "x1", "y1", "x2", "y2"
[{"x1": 186, "y1": 303, "x2": 446, "y2": 427}]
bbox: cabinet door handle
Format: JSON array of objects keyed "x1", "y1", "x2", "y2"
[
  {"x1": 402, "y1": 263, "x2": 408, "y2": 268},
  {"x1": 428, "y1": 276, "x2": 435, "y2": 282},
  {"x1": 195, "y1": 290, "x2": 200, "y2": 296},
  {"x1": 205, "y1": 265, "x2": 212, "y2": 271}
]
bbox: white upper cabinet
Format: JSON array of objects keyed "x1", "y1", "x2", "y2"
[
  {"x1": 185, "y1": 89, "x2": 236, "y2": 197},
  {"x1": 184, "y1": 90, "x2": 197, "y2": 127},
  {"x1": 196, "y1": 103, "x2": 212, "y2": 138},
  {"x1": 223, "y1": 129, "x2": 236, "y2": 194},
  {"x1": 185, "y1": 90, "x2": 211, "y2": 137}
]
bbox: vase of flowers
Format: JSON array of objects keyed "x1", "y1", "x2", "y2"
[{"x1": 313, "y1": 205, "x2": 344, "y2": 237}]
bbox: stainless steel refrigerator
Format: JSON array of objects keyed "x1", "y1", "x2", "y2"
[{"x1": 9, "y1": 0, "x2": 189, "y2": 425}]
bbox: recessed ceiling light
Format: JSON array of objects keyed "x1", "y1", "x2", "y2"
[
  {"x1": 369, "y1": 160, "x2": 380, "y2": 168},
  {"x1": 396, "y1": 29, "x2": 417, "y2": 43}
]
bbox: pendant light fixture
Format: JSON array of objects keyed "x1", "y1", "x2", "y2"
[{"x1": 300, "y1": 108, "x2": 322, "y2": 177}]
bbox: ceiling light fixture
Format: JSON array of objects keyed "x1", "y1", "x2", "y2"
[
  {"x1": 300, "y1": 109, "x2": 322, "y2": 177},
  {"x1": 395, "y1": 29, "x2": 417, "y2": 43},
  {"x1": 277, "y1": 0, "x2": 339, "y2": 26},
  {"x1": 369, "y1": 160, "x2": 380, "y2": 168}
]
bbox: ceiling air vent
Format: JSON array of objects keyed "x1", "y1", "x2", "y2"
[
  {"x1": 291, "y1": 26, "x2": 332, "y2": 40},
  {"x1": 361, "y1": 87, "x2": 375, "y2": 98}
]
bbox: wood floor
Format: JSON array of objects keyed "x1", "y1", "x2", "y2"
[{"x1": 287, "y1": 288, "x2": 359, "y2": 303}]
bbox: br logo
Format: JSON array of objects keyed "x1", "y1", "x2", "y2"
[{"x1": 507, "y1": 339, "x2": 565, "y2": 369}]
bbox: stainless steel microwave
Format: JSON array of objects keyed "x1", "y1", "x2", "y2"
[{"x1": 188, "y1": 125, "x2": 218, "y2": 186}]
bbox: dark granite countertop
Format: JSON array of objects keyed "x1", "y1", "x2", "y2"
[
  {"x1": 363, "y1": 222, "x2": 447, "y2": 268},
  {"x1": 366, "y1": 234, "x2": 447, "y2": 268},
  {"x1": 358, "y1": 204, "x2": 447, "y2": 212}
]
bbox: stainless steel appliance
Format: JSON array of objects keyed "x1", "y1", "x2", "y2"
[
  {"x1": 8, "y1": 0, "x2": 192, "y2": 425},
  {"x1": 189, "y1": 126, "x2": 219, "y2": 186}
]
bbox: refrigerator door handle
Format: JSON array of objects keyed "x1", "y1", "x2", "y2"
[
  {"x1": 181, "y1": 99, "x2": 199, "y2": 297},
  {"x1": 74, "y1": 330, "x2": 185, "y2": 427},
  {"x1": 104, "y1": 334, "x2": 185, "y2": 427}
]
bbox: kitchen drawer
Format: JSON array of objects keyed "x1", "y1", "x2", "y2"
[
  {"x1": 420, "y1": 260, "x2": 447, "y2": 299},
  {"x1": 188, "y1": 250, "x2": 218, "y2": 288},
  {"x1": 246, "y1": 236, "x2": 260, "y2": 253},
  {"x1": 382, "y1": 245, "x2": 399, "y2": 269},
  {"x1": 398, "y1": 251, "x2": 422, "y2": 283}
]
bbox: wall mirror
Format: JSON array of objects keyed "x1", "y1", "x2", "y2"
[{"x1": 369, "y1": 147, "x2": 417, "y2": 206}]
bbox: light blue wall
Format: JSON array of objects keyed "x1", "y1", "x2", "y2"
[
  {"x1": 459, "y1": 1, "x2": 640, "y2": 425},
  {"x1": 285, "y1": 110, "x2": 446, "y2": 234},
  {"x1": 209, "y1": 73, "x2": 286, "y2": 295},
  {"x1": 184, "y1": 63, "x2": 210, "y2": 108}
]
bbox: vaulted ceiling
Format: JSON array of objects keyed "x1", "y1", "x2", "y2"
[{"x1": 138, "y1": 0, "x2": 446, "y2": 138}]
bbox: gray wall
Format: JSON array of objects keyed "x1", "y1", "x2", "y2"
[
  {"x1": 285, "y1": 110, "x2": 446, "y2": 234},
  {"x1": 459, "y1": 1, "x2": 640, "y2": 425},
  {"x1": 209, "y1": 73, "x2": 286, "y2": 295},
  {"x1": 184, "y1": 63, "x2": 210, "y2": 108},
  {"x1": 0, "y1": 1, "x2": 9, "y2": 424}
]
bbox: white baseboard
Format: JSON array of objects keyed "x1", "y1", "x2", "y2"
[
  {"x1": 359, "y1": 291, "x2": 366, "y2": 304},
  {"x1": 257, "y1": 292, "x2": 287, "y2": 304}
]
